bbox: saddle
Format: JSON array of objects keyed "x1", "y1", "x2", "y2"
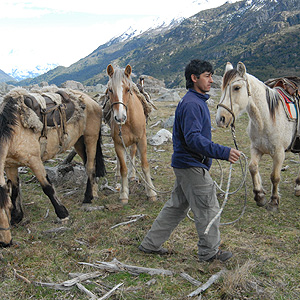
[
  {"x1": 265, "y1": 76, "x2": 300, "y2": 153},
  {"x1": 23, "y1": 90, "x2": 75, "y2": 144}
]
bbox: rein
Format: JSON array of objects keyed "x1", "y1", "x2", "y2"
[{"x1": 118, "y1": 125, "x2": 173, "y2": 194}]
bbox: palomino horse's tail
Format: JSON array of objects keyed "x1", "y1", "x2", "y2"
[{"x1": 95, "y1": 130, "x2": 106, "y2": 178}]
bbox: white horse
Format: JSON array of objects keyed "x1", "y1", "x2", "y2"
[{"x1": 216, "y1": 61, "x2": 300, "y2": 211}]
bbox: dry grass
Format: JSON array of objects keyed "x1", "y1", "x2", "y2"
[{"x1": 1, "y1": 91, "x2": 300, "y2": 299}]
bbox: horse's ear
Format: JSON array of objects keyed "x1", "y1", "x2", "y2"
[
  {"x1": 224, "y1": 62, "x2": 233, "y2": 75},
  {"x1": 237, "y1": 62, "x2": 246, "y2": 77},
  {"x1": 107, "y1": 64, "x2": 114, "y2": 77},
  {"x1": 124, "y1": 65, "x2": 132, "y2": 78}
]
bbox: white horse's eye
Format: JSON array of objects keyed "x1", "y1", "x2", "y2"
[{"x1": 234, "y1": 86, "x2": 241, "y2": 91}]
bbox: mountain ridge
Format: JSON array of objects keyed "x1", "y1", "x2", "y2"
[{"x1": 13, "y1": 0, "x2": 300, "y2": 88}]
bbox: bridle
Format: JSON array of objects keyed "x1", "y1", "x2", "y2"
[{"x1": 217, "y1": 77, "x2": 251, "y2": 129}]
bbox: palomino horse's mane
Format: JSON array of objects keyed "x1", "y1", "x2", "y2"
[
  {"x1": 0, "y1": 97, "x2": 18, "y2": 142},
  {"x1": 108, "y1": 67, "x2": 132, "y2": 91},
  {"x1": 223, "y1": 68, "x2": 281, "y2": 119}
]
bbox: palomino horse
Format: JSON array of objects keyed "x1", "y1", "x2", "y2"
[
  {"x1": 216, "y1": 61, "x2": 300, "y2": 211},
  {"x1": 105, "y1": 64, "x2": 157, "y2": 204},
  {"x1": 0, "y1": 87, "x2": 105, "y2": 247}
]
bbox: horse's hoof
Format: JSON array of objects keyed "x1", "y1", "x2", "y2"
[
  {"x1": 295, "y1": 189, "x2": 300, "y2": 197},
  {"x1": 120, "y1": 199, "x2": 128, "y2": 205},
  {"x1": 59, "y1": 217, "x2": 69, "y2": 225},
  {"x1": 254, "y1": 192, "x2": 267, "y2": 207},
  {"x1": 147, "y1": 196, "x2": 157, "y2": 202}
]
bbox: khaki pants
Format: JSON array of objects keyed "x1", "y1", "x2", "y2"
[{"x1": 140, "y1": 167, "x2": 220, "y2": 261}]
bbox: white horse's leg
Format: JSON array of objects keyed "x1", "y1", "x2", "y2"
[
  {"x1": 266, "y1": 149, "x2": 285, "y2": 211},
  {"x1": 138, "y1": 136, "x2": 157, "y2": 201},
  {"x1": 249, "y1": 148, "x2": 267, "y2": 207},
  {"x1": 128, "y1": 144, "x2": 137, "y2": 181},
  {"x1": 294, "y1": 154, "x2": 300, "y2": 196},
  {"x1": 115, "y1": 145, "x2": 129, "y2": 204}
]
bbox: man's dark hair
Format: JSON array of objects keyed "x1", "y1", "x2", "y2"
[{"x1": 185, "y1": 59, "x2": 214, "y2": 89}]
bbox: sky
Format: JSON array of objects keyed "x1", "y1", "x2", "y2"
[{"x1": 0, "y1": 0, "x2": 238, "y2": 74}]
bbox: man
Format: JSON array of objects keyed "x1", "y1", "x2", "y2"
[{"x1": 138, "y1": 59, "x2": 241, "y2": 262}]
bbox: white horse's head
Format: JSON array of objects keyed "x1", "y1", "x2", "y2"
[
  {"x1": 107, "y1": 64, "x2": 132, "y2": 125},
  {"x1": 216, "y1": 61, "x2": 251, "y2": 128}
]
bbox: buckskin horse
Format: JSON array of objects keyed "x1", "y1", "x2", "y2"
[
  {"x1": 0, "y1": 87, "x2": 105, "y2": 247},
  {"x1": 105, "y1": 64, "x2": 157, "y2": 204},
  {"x1": 216, "y1": 61, "x2": 300, "y2": 211}
]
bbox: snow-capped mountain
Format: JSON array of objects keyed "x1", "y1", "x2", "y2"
[{"x1": 8, "y1": 63, "x2": 58, "y2": 82}]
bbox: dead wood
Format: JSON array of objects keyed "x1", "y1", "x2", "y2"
[
  {"x1": 62, "y1": 271, "x2": 102, "y2": 287},
  {"x1": 76, "y1": 282, "x2": 97, "y2": 299},
  {"x1": 13, "y1": 269, "x2": 31, "y2": 284},
  {"x1": 180, "y1": 272, "x2": 202, "y2": 286},
  {"x1": 97, "y1": 282, "x2": 123, "y2": 300},
  {"x1": 110, "y1": 214, "x2": 146, "y2": 229},
  {"x1": 79, "y1": 258, "x2": 173, "y2": 276},
  {"x1": 187, "y1": 269, "x2": 227, "y2": 297},
  {"x1": 33, "y1": 281, "x2": 73, "y2": 291}
]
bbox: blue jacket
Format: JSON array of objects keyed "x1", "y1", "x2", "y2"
[{"x1": 171, "y1": 89, "x2": 231, "y2": 170}]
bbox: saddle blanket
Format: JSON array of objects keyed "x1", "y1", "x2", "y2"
[{"x1": 276, "y1": 87, "x2": 298, "y2": 120}]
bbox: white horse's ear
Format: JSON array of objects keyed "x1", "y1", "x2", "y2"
[
  {"x1": 107, "y1": 64, "x2": 114, "y2": 77},
  {"x1": 125, "y1": 65, "x2": 132, "y2": 77},
  {"x1": 224, "y1": 62, "x2": 233, "y2": 74},
  {"x1": 237, "y1": 62, "x2": 246, "y2": 77}
]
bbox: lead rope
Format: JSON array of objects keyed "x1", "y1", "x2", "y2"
[
  {"x1": 204, "y1": 124, "x2": 248, "y2": 234},
  {"x1": 118, "y1": 125, "x2": 173, "y2": 194}
]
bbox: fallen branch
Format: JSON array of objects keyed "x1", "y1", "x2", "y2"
[
  {"x1": 13, "y1": 269, "x2": 31, "y2": 284},
  {"x1": 98, "y1": 258, "x2": 173, "y2": 276},
  {"x1": 62, "y1": 271, "x2": 102, "y2": 287},
  {"x1": 76, "y1": 282, "x2": 97, "y2": 299},
  {"x1": 187, "y1": 269, "x2": 227, "y2": 298},
  {"x1": 98, "y1": 282, "x2": 123, "y2": 300},
  {"x1": 110, "y1": 214, "x2": 146, "y2": 229},
  {"x1": 180, "y1": 272, "x2": 202, "y2": 286},
  {"x1": 79, "y1": 258, "x2": 173, "y2": 276},
  {"x1": 33, "y1": 281, "x2": 73, "y2": 291}
]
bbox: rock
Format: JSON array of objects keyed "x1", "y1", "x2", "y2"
[
  {"x1": 156, "y1": 90, "x2": 181, "y2": 102},
  {"x1": 148, "y1": 129, "x2": 172, "y2": 146},
  {"x1": 45, "y1": 163, "x2": 87, "y2": 186},
  {"x1": 60, "y1": 80, "x2": 85, "y2": 91},
  {"x1": 163, "y1": 116, "x2": 175, "y2": 128}
]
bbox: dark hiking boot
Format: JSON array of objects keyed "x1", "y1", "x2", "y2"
[
  {"x1": 138, "y1": 244, "x2": 169, "y2": 255},
  {"x1": 203, "y1": 250, "x2": 233, "y2": 262}
]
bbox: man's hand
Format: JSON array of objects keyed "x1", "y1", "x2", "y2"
[{"x1": 228, "y1": 148, "x2": 242, "y2": 163}]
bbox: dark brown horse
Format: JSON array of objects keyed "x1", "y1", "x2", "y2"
[
  {"x1": 106, "y1": 64, "x2": 156, "y2": 204},
  {"x1": 0, "y1": 87, "x2": 105, "y2": 246}
]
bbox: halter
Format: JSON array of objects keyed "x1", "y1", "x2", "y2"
[{"x1": 217, "y1": 77, "x2": 251, "y2": 129}]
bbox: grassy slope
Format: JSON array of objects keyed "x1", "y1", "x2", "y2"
[{"x1": 1, "y1": 91, "x2": 300, "y2": 299}]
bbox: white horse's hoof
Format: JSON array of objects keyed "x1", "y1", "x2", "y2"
[
  {"x1": 294, "y1": 189, "x2": 300, "y2": 197},
  {"x1": 120, "y1": 199, "x2": 128, "y2": 205},
  {"x1": 147, "y1": 196, "x2": 157, "y2": 202}
]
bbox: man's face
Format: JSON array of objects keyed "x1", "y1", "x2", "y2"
[{"x1": 192, "y1": 72, "x2": 213, "y2": 94}]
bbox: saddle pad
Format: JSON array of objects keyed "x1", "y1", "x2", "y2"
[
  {"x1": 276, "y1": 87, "x2": 297, "y2": 120},
  {"x1": 30, "y1": 93, "x2": 47, "y2": 109},
  {"x1": 42, "y1": 92, "x2": 62, "y2": 105}
]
